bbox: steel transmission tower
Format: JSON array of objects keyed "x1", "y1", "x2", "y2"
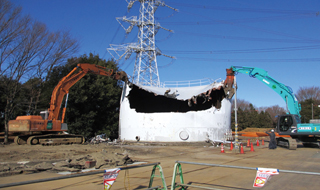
[{"x1": 108, "y1": 0, "x2": 177, "y2": 87}]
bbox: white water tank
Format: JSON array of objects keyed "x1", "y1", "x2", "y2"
[{"x1": 119, "y1": 81, "x2": 233, "y2": 142}]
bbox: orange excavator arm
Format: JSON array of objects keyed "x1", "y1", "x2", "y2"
[{"x1": 48, "y1": 63, "x2": 128, "y2": 122}]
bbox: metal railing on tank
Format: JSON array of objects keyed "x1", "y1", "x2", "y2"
[{"x1": 162, "y1": 78, "x2": 222, "y2": 88}]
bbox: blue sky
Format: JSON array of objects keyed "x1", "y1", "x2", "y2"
[{"x1": 11, "y1": 0, "x2": 320, "y2": 109}]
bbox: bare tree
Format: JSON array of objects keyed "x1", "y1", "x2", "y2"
[
  {"x1": 27, "y1": 30, "x2": 79, "y2": 115},
  {"x1": 295, "y1": 86, "x2": 320, "y2": 102},
  {"x1": 0, "y1": 0, "x2": 31, "y2": 76},
  {"x1": 2, "y1": 20, "x2": 49, "y2": 143},
  {"x1": 265, "y1": 105, "x2": 286, "y2": 127},
  {"x1": 231, "y1": 99, "x2": 254, "y2": 111},
  {"x1": 0, "y1": 0, "x2": 79, "y2": 143},
  {"x1": 0, "y1": 0, "x2": 32, "y2": 143}
]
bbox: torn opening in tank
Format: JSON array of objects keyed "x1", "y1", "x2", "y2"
[{"x1": 126, "y1": 83, "x2": 228, "y2": 113}]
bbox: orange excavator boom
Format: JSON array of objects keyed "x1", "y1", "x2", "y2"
[{"x1": 48, "y1": 63, "x2": 128, "y2": 122}]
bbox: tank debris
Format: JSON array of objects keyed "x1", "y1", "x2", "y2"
[
  {"x1": 126, "y1": 69, "x2": 235, "y2": 113},
  {"x1": 164, "y1": 89, "x2": 178, "y2": 98},
  {"x1": 127, "y1": 84, "x2": 225, "y2": 113}
]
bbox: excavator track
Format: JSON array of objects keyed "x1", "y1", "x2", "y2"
[
  {"x1": 14, "y1": 136, "x2": 27, "y2": 145},
  {"x1": 24, "y1": 134, "x2": 85, "y2": 145},
  {"x1": 276, "y1": 137, "x2": 297, "y2": 150}
]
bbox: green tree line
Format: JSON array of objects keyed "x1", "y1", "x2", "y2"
[{"x1": 231, "y1": 88, "x2": 320, "y2": 131}]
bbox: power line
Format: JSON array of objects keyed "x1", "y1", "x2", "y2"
[
  {"x1": 163, "y1": 44, "x2": 320, "y2": 54},
  {"x1": 176, "y1": 57, "x2": 320, "y2": 62},
  {"x1": 166, "y1": 2, "x2": 319, "y2": 15},
  {"x1": 174, "y1": 31, "x2": 320, "y2": 44},
  {"x1": 110, "y1": 10, "x2": 129, "y2": 45},
  {"x1": 155, "y1": 9, "x2": 178, "y2": 20},
  {"x1": 161, "y1": 14, "x2": 316, "y2": 26},
  {"x1": 179, "y1": 9, "x2": 320, "y2": 43}
]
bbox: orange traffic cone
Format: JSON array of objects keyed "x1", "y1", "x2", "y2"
[
  {"x1": 246, "y1": 139, "x2": 250, "y2": 147},
  {"x1": 256, "y1": 139, "x2": 260, "y2": 146},
  {"x1": 230, "y1": 142, "x2": 233, "y2": 151},
  {"x1": 220, "y1": 143, "x2": 225, "y2": 153},
  {"x1": 240, "y1": 144, "x2": 245, "y2": 154},
  {"x1": 262, "y1": 139, "x2": 265, "y2": 145},
  {"x1": 250, "y1": 142, "x2": 255, "y2": 152}
]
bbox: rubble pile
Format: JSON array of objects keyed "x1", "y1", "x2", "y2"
[{"x1": 0, "y1": 150, "x2": 134, "y2": 177}]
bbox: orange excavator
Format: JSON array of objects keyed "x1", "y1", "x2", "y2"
[{"x1": 8, "y1": 63, "x2": 128, "y2": 145}]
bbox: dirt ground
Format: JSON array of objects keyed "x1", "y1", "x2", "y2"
[
  {"x1": 1, "y1": 139, "x2": 320, "y2": 190},
  {"x1": 0, "y1": 141, "x2": 137, "y2": 176},
  {"x1": 0, "y1": 141, "x2": 220, "y2": 175}
]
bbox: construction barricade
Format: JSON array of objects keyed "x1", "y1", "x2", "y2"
[{"x1": 171, "y1": 161, "x2": 320, "y2": 190}]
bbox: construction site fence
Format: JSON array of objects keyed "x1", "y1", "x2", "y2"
[
  {"x1": 2, "y1": 160, "x2": 320, "y2": 189},
  {"x1": 171, "y1": 160, "x2": 320, "y2": 190},
  {"x1": 0, "y1": 162, "x2": 167, "y2": 190}
]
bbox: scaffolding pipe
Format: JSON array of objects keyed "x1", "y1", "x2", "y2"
[
  {"x1": 176, "y1": 161, "x2": 320, "y2": 176},
  {"x1": 145, "y1": 186, "x2": 161, "y2": 190},
  {"x1": 234, "y1": 75, "x2": 239, "y2": 151}
]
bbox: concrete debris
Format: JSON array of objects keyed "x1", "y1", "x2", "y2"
[
  {"x1": 85, "y1": 161, "x2": 96, "y2": 168},
  {"x1": 89, "y1": 134, "x2": 110, "y2": 144},
  {"x1": 0, "y1": 165, "x2": 10, "y2": 172},
  {"x1": 0, "y1": 150, "x2": 134, "y2": 177},
  {"x1": 34, "y1": 162, "x2": 53, "y2": 171},
  {"x1": 164, "y1": 89, "x2": 178, "y2": 99}
]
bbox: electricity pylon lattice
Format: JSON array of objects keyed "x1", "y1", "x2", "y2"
[{"x1": 107, "y1": 0, "x2": 177, "y2": 87}]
